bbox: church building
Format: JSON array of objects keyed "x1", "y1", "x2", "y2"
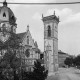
[
  {"x1": 0, "y1": 0, "x2": 60, "y2": 73},
  {"x1": 0, "y1": 1, "x2": 40, "y2": 71},
  {"x1": 42, "y1": 12, "x2": 59, "y2": 75}
]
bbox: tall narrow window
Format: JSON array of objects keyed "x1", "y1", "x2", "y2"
[
  {"x1": 3, "y1": 12, "x2": 6, "y2": 17},
  {"x1": 27, "y1": 36, "x2": 29, "y2": 44},
  {"x1": 48, "y1": 25, "x2": 51, "y2": 37},
  {"x1": 25, "y1": 49, "x2": 30, "y2": 57}
]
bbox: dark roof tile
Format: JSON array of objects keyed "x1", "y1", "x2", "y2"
[{"x1": 17, "y1": 32, "x2": 26, "y2": 41}]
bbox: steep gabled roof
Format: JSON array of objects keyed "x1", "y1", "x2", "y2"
[
  {"x1": 16, "y1": 30, "x2": 35, "y2": 48},
  {"x1": 16, "y1": 32, "x2": 26, "y2": 42}
]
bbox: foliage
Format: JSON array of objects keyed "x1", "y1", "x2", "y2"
[
  {"x1": 0, "y1": 23, "x2": 21, "y2": 80},
  {"x1": 73, "y1": 55, "x2": 80, "y2": 68},
  {"x1": 0, "y1": 49, "x2": 21, "y2": 69},
  {"x1": 22, "y1": 70, "x2": 32, "y2": 80},
  {"x1": 64, "y1": 55, "x2": 80, "y2": 68},
  {"x1": 21, "y1": 60, "x2": 48, "y2": 80},
  {"x1": 0, "y1": 33, "x2": 20, "y2": 50},
  {"x1": 64, "y1": 57, "x2": 74, "y2": 67},
  {"x1": 0, "y1": 48, "x2": 21, "y2": 80},
  {"x1": 0, "y1": 31, "x2": 48, "y2": 80},
  {"x1": 33, "y1": 60, "x2": 48, "y2": 80}
]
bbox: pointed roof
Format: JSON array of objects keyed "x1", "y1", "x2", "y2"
[
  {"x1": 16, "y1": 25, "x2": 34, "y2": 46},
  {"x1": 16, "y1": 25, "x2": 31, "y2": 43},
  {"x1": 34, "y1": 41, "x2": 38, "y2": 48},
  {"x1": 17, "y1": 32, "x2": 26, "y2": 42}
]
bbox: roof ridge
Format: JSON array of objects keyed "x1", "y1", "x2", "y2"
[{"x1": 17, "y1": 32, "x2": 26, "y2": 34}]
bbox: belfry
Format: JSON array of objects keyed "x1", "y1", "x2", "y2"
[{"x1": 42, "y1": 12, "x2": 59, "y2": 75}]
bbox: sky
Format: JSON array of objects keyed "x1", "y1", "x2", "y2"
[{"x1": 1, "y1": 0, "x2": 80, "y2": 56}]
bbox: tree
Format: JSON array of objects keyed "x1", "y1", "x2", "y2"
[
  {"x1": 0, "y1": 49, "x2": 21, "y2": 69},
  {"x1": 0, "y1": 48, "x2": 21, "y2": 80},
  {"x1": 73, "y1": 55, "x2": 80, "y2": 68},
  {"x1": 0, "y1": 50, "x2": 20, "y2": 79},
  {"x1": 64, "y1": 57, "x2": 73, "y2": 67},
  {"x1": 32, "y1": 60, "x2": 48, "y2": 80},
  {"x1": 21, "y1": 60, "x2": 48, "y2": 80},
  {"x1": 0, "y1": 33, "x2": 21, "y2": 80},
  {"x1": 22, "y1": 70, "x2": 31, "y2": 80}
]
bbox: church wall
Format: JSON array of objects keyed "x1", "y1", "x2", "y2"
[
  {"x1": 0, "y1": 7, "x2": 9, "y2": 22},
  {"x1": 44, "y1": 39, "x2": 54, "y2": 72},
  {"x1": 0, "y1": 1, "x2": 39, "y2": 72},
  {"x1": 43, "y1": 15, "x2": 59, "y2": 74}
]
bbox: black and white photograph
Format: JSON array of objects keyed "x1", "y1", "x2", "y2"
[{"x1": 0, "y1": 0, "x2": 80, "y2": 80}]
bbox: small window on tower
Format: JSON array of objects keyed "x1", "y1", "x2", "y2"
[
  {"x1": 48, "y1": 25, "x2": 51, "y2": 37},
  {"x1": 3, "y1": 12, "x2": 6, "y2": 17}
]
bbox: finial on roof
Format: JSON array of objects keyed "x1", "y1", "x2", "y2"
[
  {"x1": 42, "y1": 14, "x2": 43, "y2": 18},
  {"x1": 34, "y1": 41, "x2": 38, "y2": 48},
  {"x1": 58, "y1": 16, "x2": 59, "y2": 21},
  {"x1": 54, "y1": 10, "x2": 55, "y2": 15},
  {"x1": 27, "y1": 25, "x2": 29, "y2": 31},
  {"x1": 3, "y1": 0, "x2": 7, "y2": 6}
]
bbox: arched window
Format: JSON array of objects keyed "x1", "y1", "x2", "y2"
[
  {"x1": 3, "y1": 12, "x2": 6, "y2": 17},
  {"x1": 25, "y1": 49, "x2": 30, "y2": 57},
  {"x1": 48, "y1": 25, "x2": 51, "y2": 37},
  {"x1": 27, "y1": 36, "x2": 29, "y2": 44}
]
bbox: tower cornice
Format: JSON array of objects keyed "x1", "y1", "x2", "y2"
[{"x1": 42, "y1": 15, "x2": 59, "y2": 23}]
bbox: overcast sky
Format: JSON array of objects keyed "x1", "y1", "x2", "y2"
[{"x1": 1, "y1": 0, "x2": 80, "y2": 56}]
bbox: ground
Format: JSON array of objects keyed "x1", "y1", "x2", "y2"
[{"x1": 46, "y1": 67, "x2": 80, "y2": 80}]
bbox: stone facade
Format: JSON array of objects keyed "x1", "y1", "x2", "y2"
[
  {"x1": 0, "y1": 1, "x2": 40, "y2": 71},
  {"x1": 16, "y1": 26, "x2": 40, "y2": 71},
  {"x1": 42, "y1": 13, "x2": 59, "y2": 74}
]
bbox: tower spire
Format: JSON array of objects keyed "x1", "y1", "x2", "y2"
[
  {"x1": 54, "y1": 10, "x2": 55, "y2": 15},
  {"x1": 5, "y1": 0, "x2": 6, "y2": 2},
  {"x1": 3, "y1": 0, "x2": 7, "y2": 6},
  {"x1": 27, "y1": 25, "x2": 29, "y2": 31},
  {"x1": 42, "y1": 14, "x2": 43, "y2": 19}
]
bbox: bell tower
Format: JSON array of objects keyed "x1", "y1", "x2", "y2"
[{"x1": 42, "y1": 11, "x2": 59, "y2": 75}]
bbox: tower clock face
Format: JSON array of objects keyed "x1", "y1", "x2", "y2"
[{"x1": 0, "y1": 23, "x2": 10, "y2": 43}]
